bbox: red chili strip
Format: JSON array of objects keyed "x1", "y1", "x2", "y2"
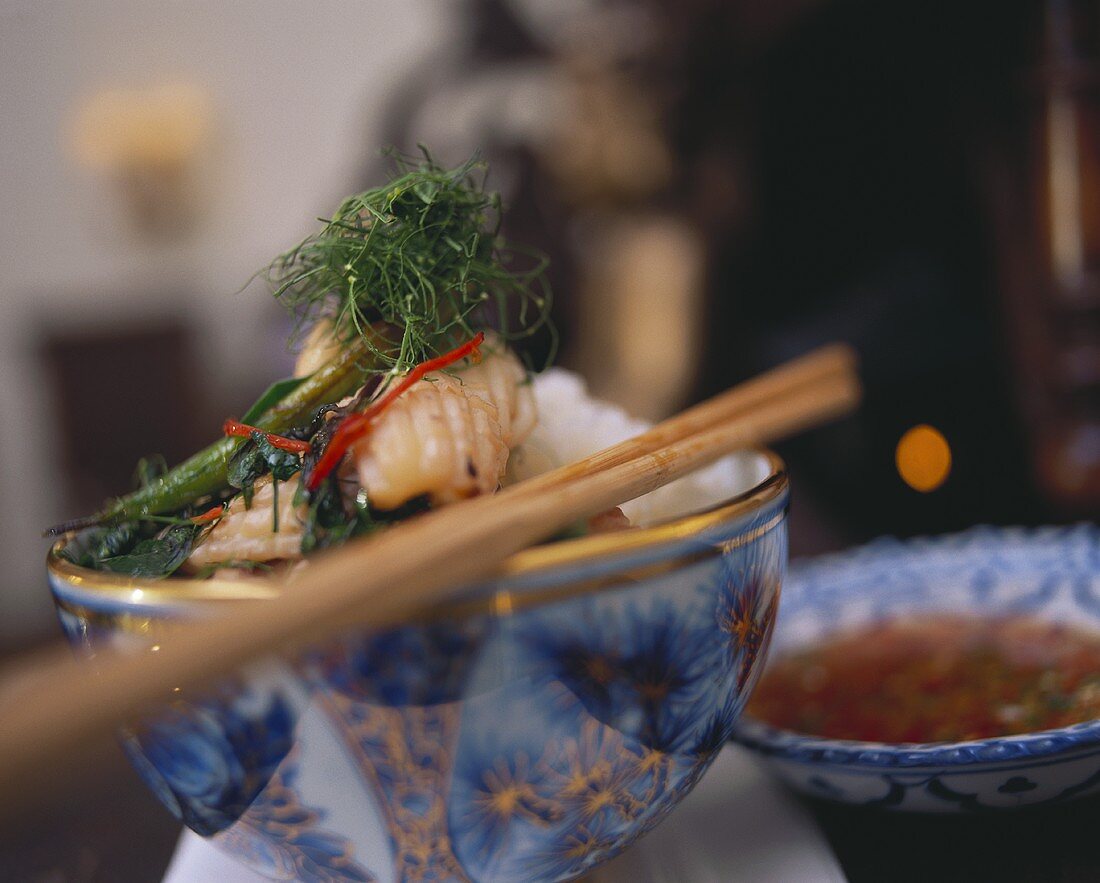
[
  {"x1": 306, "y1": 332, "x2": 485, "y2": 492},
  {"x1": 222, "y1": 419, "x2": 312, "y2": 454},
  {"x1": 190, "y1": 505, "x2": 225, "y2": 524}
]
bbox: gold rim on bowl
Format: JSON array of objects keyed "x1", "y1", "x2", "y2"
[{"x1": 48, "y1": 449, "x2": 788, "y2": 612}]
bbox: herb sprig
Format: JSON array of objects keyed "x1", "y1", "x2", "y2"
[
  {"x1": 47, "y1": 147, "x2": 556, "y2": 572},
  {"x1": 266, "y1": 147, "x2": 553, "y2": 375}
]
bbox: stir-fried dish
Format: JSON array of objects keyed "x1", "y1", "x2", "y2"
[
  {"x1": 48, "y1": 152, "x2": 565, "y2": 579},
  {"x1": 747, "y1": 615, "x2": 1100, "y2": 743}
]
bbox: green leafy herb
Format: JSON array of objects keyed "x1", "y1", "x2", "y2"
[
  {"x1": 297, "y1": 475, "x2": 429, "y2": 555},
  {"x1": 266, "y1": 148, "x2": 553, "y2": 377},
  {"x1": 240, "y1": 376, "x2": 311, "y2": 425},
  {"x1": 100, "y1": 524, "x2": 198, "y2": 578},
  {"x1": 228, "y1": 431, "x2": 303, "y2": 508},
  {"x1": 44, "y1": 335, "x2": 376, "y2": 535},
  {"x1": 46, "y1": 142, "x2": 554, "y2": 552},
  {"x1": 59, "y1": 522, "x2": 144, "y2": 567},
  {"x1": 298, "y1": 476, "x2": 364, "y2": 554}
]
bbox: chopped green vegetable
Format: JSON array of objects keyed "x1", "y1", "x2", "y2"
[
  {"x1": 228, "y1": 431, "x2": 303, "y2": 509},
  {"x1": 45, "y1": 331, "x2": 380, "y2": 535},
  {"x1": 59, "y1": 522, "x2": 144, "y2": 567},
  {"x1": 240, "y1": 376, "x2": 311, "y2": 425},
  {"x1": 297, "y1": 476, "x2": 365, "y2": 554},
  {"x1": 297, "y1": 474, "x2": 429, "y2": 555},
  {"x1": 47, "y1": 148, "x2": 555, "y2": 575},
  {"x1": 100, "y1": 524, "x2": 198, "y2": 578}
]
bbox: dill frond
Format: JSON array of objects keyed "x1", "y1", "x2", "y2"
[{"x1": 265, "y1": 147, "x2": 553, "y2": 374}]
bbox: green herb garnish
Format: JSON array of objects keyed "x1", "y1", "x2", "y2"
[
  {"x1": 298, "y1": 474, "x2": 430, "y2": 555},
  {"x1": 47, "y1": 147, "x2": 554, "y2": 578},
  {"x1": 239, "y1": 376, "x2": 311, "y2": 425},
  {"x1": 267, "y1": 147, "x2": 553, "y2": 375},
  {"x1": 60, "y1": 522, "x2": 143, "y2": 567},
  {"x1": 227, "y1": 431, "x2": 303, "y2": 509},
  {"x1": 99, "y1": 524, "x2": 198, "y2": 578}
]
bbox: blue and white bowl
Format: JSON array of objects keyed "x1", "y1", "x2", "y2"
[
  {"x1": 49, "y1": 449, "x2": 787, "y2": 882},
  {"x1": 733, "y1": 524, "x2": 1100, "y2": 812}
]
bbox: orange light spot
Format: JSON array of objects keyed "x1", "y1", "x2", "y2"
[{"x1": 896, "y1": 424, "x2": 952, "y2": 492}]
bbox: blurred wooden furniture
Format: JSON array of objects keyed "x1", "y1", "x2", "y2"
[
  {"x1": 997, "y1": 0, "x2": 1100, "y2": 514},
  {"x1": 40, "y1": 320, "x2": 206, "y2": 514}
]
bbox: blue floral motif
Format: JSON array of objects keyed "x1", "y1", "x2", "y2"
[
  {"x1": 449, "y1": 700, "x2": 710, "y2": 883},
  {"x1": 215, "y1": 755, "x2": 375, "y2": 882},
  {"x1": 50, "y1": 470, "x2": 792, "y2": 878},
  {"x1": 446, "y1": 531, "x2": 786, "y2": 881},
  {"x1": 120, "y1": 684, "x2": 294, "y2": 836},
  {"x1": 459, "y1": 746, "x2": 565, "y2": 859},
  {"x1": 306, "y1": 680, "x2": 472, "y2": 881},
  {"x1": 690, "y1": 685, "x2": 746, "y2": 761},
  {"x1": 715, "y1": 553, "x2": 781, "y2": 693},
  {"x1": 308, "y1": 617, "x2": 488, "y2": 707},
  {"x1": 517, "y1": 598, "x2": 727, "y2": 754}
]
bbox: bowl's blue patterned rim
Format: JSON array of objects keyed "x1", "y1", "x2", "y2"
[{"x1": 734, "y1": 523, "x2": 1100, "y2": 769}]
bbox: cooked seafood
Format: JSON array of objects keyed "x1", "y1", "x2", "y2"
[
  {"x1": 49, "y1": 153, "x2": 559, "y2": 579},
  {"x1": 351, "y1": 336, "x2": 535, "y2": 510},
  {"x1": 187, "y1": 336, "x2": 535, "y2": 566},
  {"x1": 185, "y1": 476, "x2": 305, "y2": 569}
]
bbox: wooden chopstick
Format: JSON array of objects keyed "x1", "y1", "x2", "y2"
[
  {"x1": 0, "y1": 347, "x2": 859, "y2": 792},
  {"x1": 509, "y1": 343, "x2": 856, "y2": 497}
]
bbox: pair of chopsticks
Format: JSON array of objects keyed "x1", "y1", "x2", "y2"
[{"x1": 0, "y1": 344, "x2": 859, "y2": 792}]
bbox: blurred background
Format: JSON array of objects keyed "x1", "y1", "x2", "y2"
[
  {"x1": 2, "y1": 0, "x2": 1099, "y2": 878},
  {"x1": 4, "y1": 0, "x2": 1100, "y2": 652},
  {"x1": 3, "y1": 0, "x2": 1099, "y2": 663}
]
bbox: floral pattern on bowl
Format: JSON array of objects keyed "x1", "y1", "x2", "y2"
[
  {"x1": 732, "y1": 524, "x2": 1100, "y2": 812},
  {"x1": 50, "y1": 452, "x2": 788, "y2": 881}
]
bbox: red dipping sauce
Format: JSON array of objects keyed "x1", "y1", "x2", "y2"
[{"x1": 746, "y1": 616, "x2": 1100, "y2": 743}]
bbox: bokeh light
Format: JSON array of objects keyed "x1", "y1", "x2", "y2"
[{"x1": 896, "y1": 424, "x2": 952, "y2": 492}]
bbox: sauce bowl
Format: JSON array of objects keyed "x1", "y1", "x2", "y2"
[{"x1": 733, "y1": 525, "x2": 1100, "y2": 812}]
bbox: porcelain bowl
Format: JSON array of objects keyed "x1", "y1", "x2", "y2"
[
  {"x1": 733, "y1": 525, "x2": 1100, "y2": 813},
  {"x1": 49, "y1": 450, "x2": 788, "y2": 882}
]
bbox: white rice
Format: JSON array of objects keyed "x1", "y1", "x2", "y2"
[{"x1": 507, "y1": 369, "x2": 769, "y2": 526}]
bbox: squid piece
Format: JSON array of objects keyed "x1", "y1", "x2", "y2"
[
  {"x1": 185, "y1": 475, "x2": 305, "y2": 569},
  {"x1": 187, "y1": 334, "x2": 536, "y2": 568},
  {"x1": 353, "y1": 337, "x2": 536, "y2": 510}
]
